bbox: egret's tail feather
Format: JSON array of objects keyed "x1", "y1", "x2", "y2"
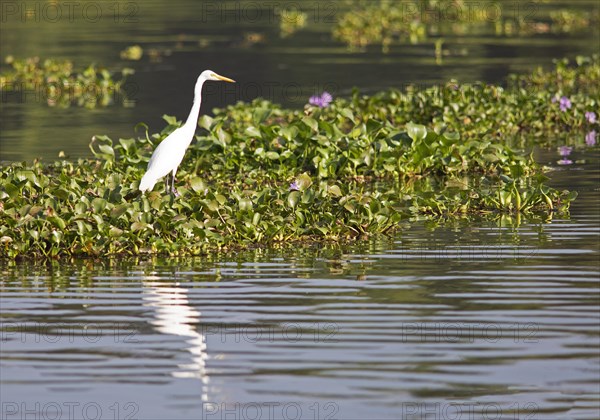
[{"x1": 139, "y1": 172, "x2": 158, "y2": 192}]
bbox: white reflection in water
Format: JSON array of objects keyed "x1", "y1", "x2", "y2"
[{"x1": 142, "y1": 277, "x2": 209, "y2": 400}]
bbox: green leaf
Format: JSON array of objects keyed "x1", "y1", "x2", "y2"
[
  {"x1": 75, "y1": 221, "x2": 91, "y2": 235},
  {"x1": 51, "y1": 231, "x2": 63, "y2": 244},
  {"x1": 4, "y1": 182, "x2": 20, "y2": 199},
  {"x1": 296, "y1": 173, "x2": 312, "y2": 191},
  {"x1": 245, "y1": 126, "x2": 262, "y2": 137},
  {"x1": 206, "y1": 200, "x2": 219, "y2": 212},
  {"x1": 199, "y1": 115, "x2": 213, "y2": 130},
  {"x1": 443, "y1": 132, "x2": 460, "y2": 141},
  {"x1": 131, "y1": 222, "x2": 148, "y2": 232},
  {"x1": 15, "y1": 170, "x2": 37, "y2": 184},
  {"x1": 406, "y1": 122, "x2": 427, "y2": 141},
  {"x1": 350, "y1": 127, "x2": 362, "y2": 139},
  {"x1": 340, "y1": 108, "x2": 355, "y2": 121},
  {"x1": 238, "y1": 198, "x2": 253, "y2": 211},
  {"x1": 92, "y1": 198, "x2": 107, "y2": 213},
  {"x1": 190, "y1": 177, "x2": 207, "y2": 193},
  {"x1": 47, "y1": 216, "x2": 66, "y2": 230},
  {"x1": 302, "y1": 117, "x2": 318, "y2": 132},
  {"x1": 110, "y1": 204, "x2": 129, "y2": 218},
  {"x1": 252, "y1": 107, "x2": 271, "y2": 125},
  {"x1": 109, "y1": 226, "x2": 123, "y2": 237},
  {"x1": 98, "y1": 144, "x2": 114, "y2": 158},
  {"x1": 344, "y1": 201, "x2": 356, "y2": 212},
  {"x1": 287, "y1": 191, "x2": 301, "y2": 208},
  {"x1": 328, "y1": 185, "x2": 342, "y2": 197},
  {"x1": 118, "y1": 138, "x2": 136, "y2": 153},
  {"x1": 280, "y1": 126, "x2": 298, "y2": 141},
  {"x1": 162, "y1": 114, "x2": 179, "y2": 125},
  {"x1": 29, "y1": 205, "x2": 43, "y2": 216},
  {"x1": 301, "y1": 189, "x2": 315, "y2": 204}
]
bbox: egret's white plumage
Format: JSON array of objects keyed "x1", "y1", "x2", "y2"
[{"x1": 139, "y1": 70, "x2": 235, "y2": 194}]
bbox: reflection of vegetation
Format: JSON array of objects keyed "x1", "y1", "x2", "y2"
[
  {"x1": 1, "y1": 57, "x2": 591, "y2": 258},
  {"x1": 279, "y1": 8, "x2": 307, "y2": 38},
  {"x1": 333, "y1": 0, "x2": 426, "y2": 52},
  {"x1": 0, "y1": 56, "x2": 133, "y2": 108},
  {"x1": 120, "y1": 45, "x2": 143, "y2": 61},
  {"x1": 549, "y1": 9, "x2": 594, "y2": 33},
  {"x1": 332, "y1": 0, "x2": 599, "y2": 53}
]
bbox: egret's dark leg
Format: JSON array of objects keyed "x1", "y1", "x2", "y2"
[
  {"x1": 164, "y1": 175, "x2": 170, "y2": 195},
  {"x1": 171, "y1": 170, "x2": 179, "y2": 197}
]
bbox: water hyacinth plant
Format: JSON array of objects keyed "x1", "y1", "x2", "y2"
[
  {"x1": 332, "y1": 0, "x2": 599, "y2": 53},
  {"x1": 351, "y1": 55, "x2": 600, "y2": 149},
  {"x1": 0, "y1": 56, "x2": 134, "y2": 108},
  {"x1": 1, "y1": 56, "x2": 595, "y2": 259}
]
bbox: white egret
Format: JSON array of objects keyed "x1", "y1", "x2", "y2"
[{"x1": 139, "y1": 70, "x2": 235, "y2": 194}]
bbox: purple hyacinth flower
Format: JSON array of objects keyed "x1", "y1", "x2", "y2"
[
  {"x1": 308, "y1": 95, "x2": 321, "y2": 107},
  {"x1": 289, "y1": 181, "x2": 300, "y2": 191},
  {"x1": 557, "y1": 145, "x2": 573, "y2": 165},
  {"x1": 585, "y1": 111, "x2": 597, "y2": 124},
  {"x1": 586, "y1": 130, "x2": 597, "y2": 146},
  {"x1": 558, "y1": 146, "x2": 572, "y2": 157},
  {"x1": 320, "y1": 92, "x2": 333, "y2": 107},
  {"x1": 559, "y1": 96, "x2": 571, "y2": 112},
  {"x1": 308, "y1": 91, "x2": 333, "y2": 108}
]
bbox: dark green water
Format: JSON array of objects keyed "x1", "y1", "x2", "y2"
[
  {"x1": 1, "y1": 1, "x2": 599, "y2": 419},
  {"x1": 1, "y1": 0, "x2": 599, "y2": 161}
]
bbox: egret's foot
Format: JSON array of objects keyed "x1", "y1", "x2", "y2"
[{"x1": 171, "y1": 188, "x2": 180, "y2": 197}]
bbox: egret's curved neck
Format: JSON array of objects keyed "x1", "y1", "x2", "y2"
[{"x1": 183, "y1": 78, "x2": 206, "y2": 129}]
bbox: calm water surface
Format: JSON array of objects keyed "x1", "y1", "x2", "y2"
[{"x1": 1, "y1": 153, "x2": 598, "y2": 419}]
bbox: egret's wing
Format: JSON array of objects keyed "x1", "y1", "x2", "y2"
[
  {"x1": 145, "y1": 128, "x2": 182, "y2": 176},
  {"x1": 139, "y1": 125, "x2": 194, "y2": 192},
  {"x1": 139, "y1": 129, "x2": 183, "y2": 191}
]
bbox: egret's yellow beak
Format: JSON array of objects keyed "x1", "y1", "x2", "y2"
[{"x1": 213, "y1": 73, "x2": 236, "y2": 83}]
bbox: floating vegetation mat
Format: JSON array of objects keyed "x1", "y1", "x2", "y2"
[
  {"x1": 1, "y1": 56, "x2": 598, "y2": 258},
  {"x1": 332, "y1": 0, "x2": 600, "y2": 52},
  {"x1": 0, "y1": 56, "x2": 133, "y2": 108}
]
